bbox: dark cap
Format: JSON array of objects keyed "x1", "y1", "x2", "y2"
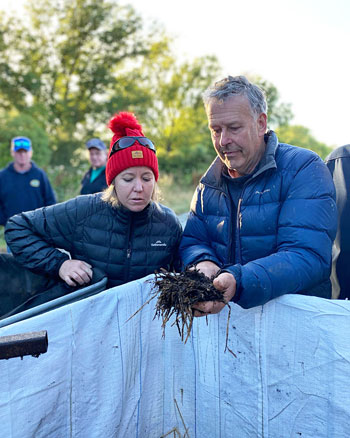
[{"x1": 85, "y1": 138, "x2": 107, "y2": 151}]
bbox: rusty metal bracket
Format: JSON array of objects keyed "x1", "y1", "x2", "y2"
[{"x1": 0, "y1": 330, "x2": 48, "y2": 360}]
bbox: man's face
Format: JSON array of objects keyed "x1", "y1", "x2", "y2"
[
  {"x1": 206, "y1": 95, "x2": 267, "y2": 176},
  {"x1": 11, "y1": 148, "x2": 33, "y2": 169},
  {"x1": 89, "y1": 147, "x2": 107, "y2": 169}
]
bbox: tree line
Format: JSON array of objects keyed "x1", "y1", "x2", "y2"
[{"x1": 0, "y1": 0, "x2": 332, "y2": 201}]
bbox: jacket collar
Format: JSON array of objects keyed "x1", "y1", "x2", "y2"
[
  {"x1": 253, "y1": 130, "x2": 278, "y2": 177},
  {"x1": 114, "y1": 201, "x2": 153, "y2": 224}
]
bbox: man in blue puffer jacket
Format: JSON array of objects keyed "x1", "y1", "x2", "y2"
[{"x1": 180, "y1": 75, "x2": 337, "y2": 312}]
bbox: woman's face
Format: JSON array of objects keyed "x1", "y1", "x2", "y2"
[{"x1": 113, "y1": 166, "x2": 155, "y2": 212}]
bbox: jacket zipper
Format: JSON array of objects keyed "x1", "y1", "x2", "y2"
[
  {"x1": 225, "y1": 192, "x2": 234, "y2": 265},
  {"x1": 202, "y1": 146, "x2": 275, "y2": 267},
  {"x1": 236, "y1": 197, "x2": 243, "y2": 264},
  {"x1": 207, "y1": 186, "x2": 241, "y2": 266},
  {"x1": 125, "y1": 217, "x2": 133, "y2": 282},
  {"x1": 226, "y1": 193, "x2": 243, "y2": 265}
]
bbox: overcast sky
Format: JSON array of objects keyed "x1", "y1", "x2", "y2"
[{"x1": 1, "y1": 0, "x2": 349, "y2": 147}]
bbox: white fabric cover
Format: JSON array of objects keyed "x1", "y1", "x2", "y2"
[{"x1": 0, "y1": 274, "x2": 349, "y2": 438}]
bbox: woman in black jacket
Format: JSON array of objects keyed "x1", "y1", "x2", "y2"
[{"x1": 2, "y1": 112, "x2": 182, "y2": 317}]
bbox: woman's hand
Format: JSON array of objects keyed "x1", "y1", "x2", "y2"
[
  {"x1": 59, "y1": 259, "x2": 93, "y2": 287},
  {"x1": 192, "y1": 272, "x2": 236, "y2": 317}
]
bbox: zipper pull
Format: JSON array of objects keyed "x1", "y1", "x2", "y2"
[
  {"x1": 237, "y1": 198, "x2": 243, "y2": 228},
  {"x1": 127, "y1": 248, "x2": 131, "y2": 258}
]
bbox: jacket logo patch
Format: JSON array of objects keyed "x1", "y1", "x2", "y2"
[
  {"x1": 255, "y1": 189, "x2": 270, "y2": 195},
  {"x1": 132, "y1": 150, "x2": 143, "y2": 159},
  {"x1": 151, "y1": 240, "x2": 167, "y2": 247},
  {"x1": 30, "y1": 179, "x2": 40, "y2": 187}
]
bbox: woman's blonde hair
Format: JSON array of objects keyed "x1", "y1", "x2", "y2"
[{"x1": 101, "y1": 182, "x2": 160, "y2": 208}]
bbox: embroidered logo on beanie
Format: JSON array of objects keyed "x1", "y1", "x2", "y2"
[{"x1": 132, "y1": 151, "x2": 143, "y2": 159}]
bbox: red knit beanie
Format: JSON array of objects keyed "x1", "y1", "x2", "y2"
[{"x1": 106, "y1": 112, "x2": 159, "y2": 185}]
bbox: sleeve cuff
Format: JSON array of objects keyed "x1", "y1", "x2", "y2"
[{"x1": 185, "y1": 255, "x2": 221, "y2": 268}]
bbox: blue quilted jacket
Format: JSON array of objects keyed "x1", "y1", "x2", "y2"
[{"x1": 180, "y1": 131, "x2": 337, "y2": 308}]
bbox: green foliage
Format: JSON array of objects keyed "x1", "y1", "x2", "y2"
[
  {"x1": 158, "y1": 174, "x2": 196, "y2": 215},
  {"x1": 0, "y1": 0, "x2": 170, "y2": 165},
  {"x1": 138, "y1": 55, "x2": 221, "y2": 182},
  {"x1": 0, "y1": 0, "x2": 222, "y2": 185},
  {"x1": 0, "y1": 0, "x2": 333, "y2": 190},
  {"x1": 0, "y1": 227, "x2": 4, "y2": 252},
  {"x1": 46, "y1": 164, "x2": 86, "y2": 203},
  {"x1": 276, "y1": 125, "x2": 333, "y2": 159},
  {"x1": 0, "y1": 113, "x2": 51, "y2": 168},
  {"x1": 246, "y1": 75, "x2": 293, "y2": 128}
]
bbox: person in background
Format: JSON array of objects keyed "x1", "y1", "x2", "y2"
[
  {"x1": 325, "y1": 145, "x2": 350, "y2": 299},
  {"x1": 180, "y1": 75, "x2": 337, "y2": 315},
  {"x1": 80, "y1": 138, "x2": 108, "y2": 195},
  {"x1": 0, "y1": 136, "x2": 56, "y2": 227},
  {"x1": 2, "y1": 112, "x2": 182, "y2": 318}
]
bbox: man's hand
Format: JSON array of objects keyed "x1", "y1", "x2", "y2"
[
  {"x1": 195, "y1": 260, "x2": 220, "y2": 279},
  {"x1": 59, "y1": 259, "x2": 93, "y2": 287},
  {"x1": 192, "y1": 272, "x2": 236, "y2": 317}
]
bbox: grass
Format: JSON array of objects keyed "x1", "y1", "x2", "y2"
[
  {"x1": 158, "y1": 174, "x2": 195, "y2": 215},
  {"x1": 0, "y1": 177, "x2": 195, "y2": 252},
  {"x1": 0, "y1": 228, "x2": 5, "y2": 253}
]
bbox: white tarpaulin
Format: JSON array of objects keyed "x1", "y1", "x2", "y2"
[{"x1": 0, "y1": 274, "x2": 349, "y2": 438}]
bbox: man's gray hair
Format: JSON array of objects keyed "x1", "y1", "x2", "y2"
[{"x1": 203, "y1": 75, "x2": 268, "y2": 117}]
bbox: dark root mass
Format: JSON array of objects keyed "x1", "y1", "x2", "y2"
[
  {"x1": 128, "y1": 266, "x2": 235, "y2": 356},
  {"x1": 153, "y1": 266, "x2": 225, "y2": 343}
]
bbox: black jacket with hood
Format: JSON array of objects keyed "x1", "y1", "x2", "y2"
[{"x1": 325, "y1": 145, "x2": 350, "y2": 299}]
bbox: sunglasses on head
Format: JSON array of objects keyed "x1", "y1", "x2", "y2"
[
  {"x1": 109, "y1": 136, "x2": 156, "y2": 158},
  {"x1": 13, "y1": 138, "x2": 31, "y2": 149}
]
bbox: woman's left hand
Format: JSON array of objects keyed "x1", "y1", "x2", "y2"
[{"x1": 59, "y1": 259, "x2": 93, "y2": 287}]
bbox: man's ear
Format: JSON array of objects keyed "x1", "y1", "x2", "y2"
[{"x1": 257, "y1": 113, "x2": 267, "y2": 135}]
